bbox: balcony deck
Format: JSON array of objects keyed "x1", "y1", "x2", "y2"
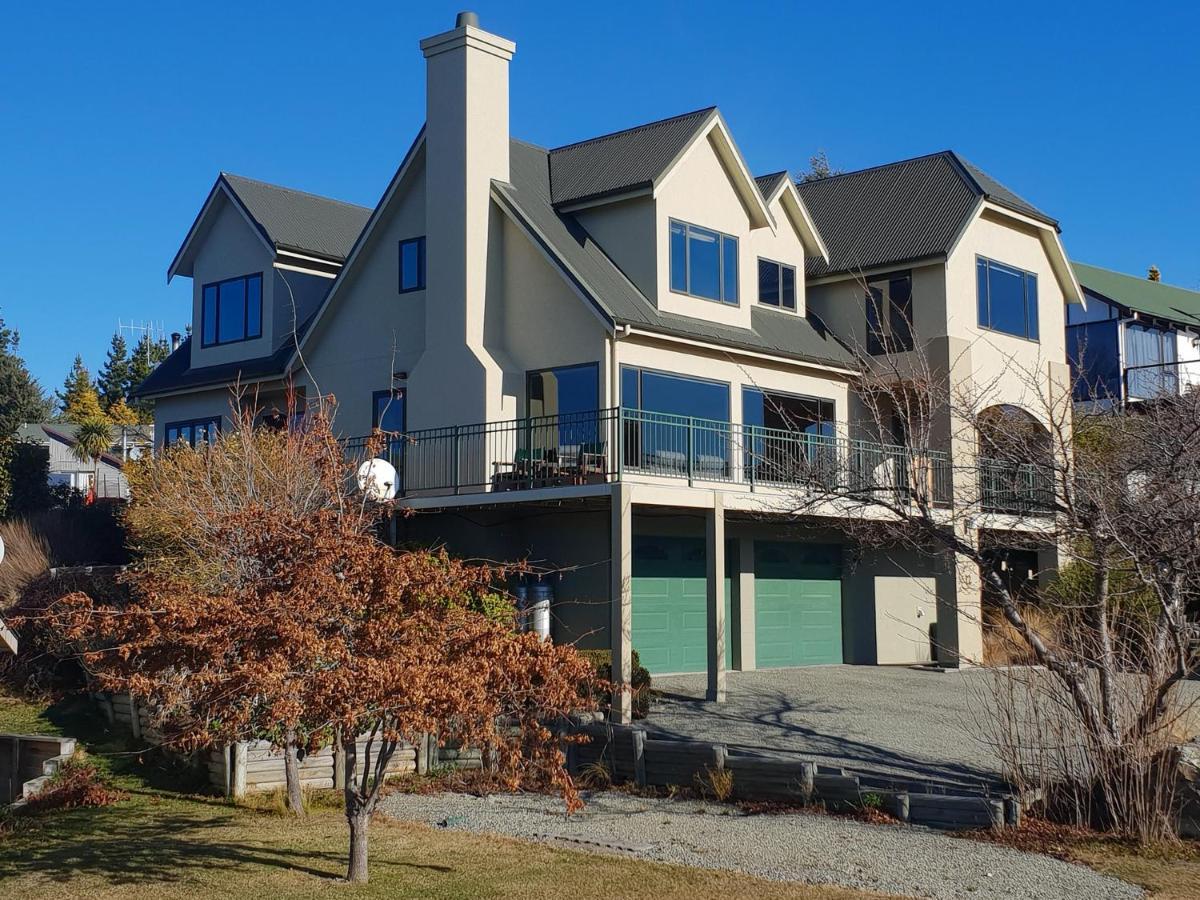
[{"x1": 345, "y1": 408, "x2": 958, "y2": 511}]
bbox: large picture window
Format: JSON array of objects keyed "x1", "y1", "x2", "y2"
[
  {"x1": 201, "y1": 273, "x2": 262, "y2": 347},
  {"x1": 977, "y1": 257, "x2": 1039, "y2": 340},
  {"x1": 621, "y1": 366, "x2": 731, "y2": 477},
  {"x1": 866, "y1": 271, "x2": 913, "y2": 354},
  {"x1": 527, "y1": 363, "x2": 599, "y2": 419},
  {"x1": 758, "y1": 258, "x2": 797, "y2": 310},
  {"x1": 165, "y1": 417, "x2": 221, "y2": 448},
  {"x1": 670, "y1": 220, "x2": 738, "y2": 304}
]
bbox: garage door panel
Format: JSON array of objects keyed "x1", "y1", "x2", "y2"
[{"x1": 754, "y1": 541, "x2": 843, "y2": 669}]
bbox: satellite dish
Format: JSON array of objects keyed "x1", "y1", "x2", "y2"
[{"x1": 356, "y1": 458, "x2": 398, "y2": 501}]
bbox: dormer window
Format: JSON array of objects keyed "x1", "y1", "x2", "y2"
[
  {"x1": 670, "y1": 220, "x2": 738, "y2": 304},
  {"x1": 201, "y1": 273, "x2": 263, "y2": 347},
  {"x1": 758, "y1": 258, "x2": 797, "y2": 311}
]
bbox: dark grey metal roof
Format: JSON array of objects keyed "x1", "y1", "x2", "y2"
[
  {"x1": 956, "y1": 157, "x2": 1056, "y2": 227},
  {"x1": 501, "y1": 140, "x2": 855, "y2": 370},
  {"x1": 221, "y1": 173, "x2": 372, "y2": 262},
  {"x1": 133, "y1": 310, "x2": 319, "y2": 399},
  {"x1": 754, "y1": 171, "x2": 789, "y2": 198},
  {"x1": 547, "y1": 107, "x2": 716, "y2": 207},
  {"x1": 796, "y1": 151, "x2": 1057, "y2": 278}
]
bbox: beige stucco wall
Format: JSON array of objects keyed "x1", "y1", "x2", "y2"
[
  {"x1": 295, "y1": 148, "x2": 427, "y2": 438},
  {"x1": 747, "y1": 192, "x2": 810, "y2": 318},
  {"x1": 574, "y1": 197, "x2": 657, "y2": 303},
  {"x1": 946, "y1": 209, "x2": 1068, "y2": 423},
  {"x1": 654, "y1": 133, "x2": 756, "y2": 329},
  {"x1": 806, "y1": 261, "x2": 947, "y2": 354},
  {"x1": 189, "y1": 196, "x2": 276, "y2": 370},
  {"x1": 615, "y1": 335, "x2": 851, "y2": 430},
  {"x1": 488, "y1": 214, "x2": 609, "y2": 415}
]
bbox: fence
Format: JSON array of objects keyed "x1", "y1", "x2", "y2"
[
  {"x1": 345, "y1": 407, "x2": 953, "y2": 506},
  {"x1": 978, "y1": 458, "x2": 1055, "y2": 515},
  {"x1": 567, "y1": 722, "x2": 1015, "y2": 831},
  {"x1": 92, "y1": 692, "x2": 479, "y2": 798}
]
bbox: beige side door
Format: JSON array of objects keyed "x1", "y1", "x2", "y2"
[{"x1": 874, "y1": 575, "x2": 937, "y2": 664}]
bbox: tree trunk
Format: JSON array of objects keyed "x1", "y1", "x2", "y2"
[
  {"x1": 346, "y1": 809, "x2": 371, "y2": 883},
  {"x1": 284, "y1": 729, "x2": 304, "y2": 816}
]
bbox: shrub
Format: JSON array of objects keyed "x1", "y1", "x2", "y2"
[
  {"x1": 982, "y1": 603, "x2": 1059, "y2": 667},
  {"x1": 579, "y1": 648, "x2": 652, "y2": 719},
  {"x1": 0, "y1": 519, "x2": 50, "y2": 607},
  {"x1": 24, "y1": 753, "x2": 126, "y2": 813},
  {"x1": 694, "y1": 765, "x2": 733, "y2": 801}
]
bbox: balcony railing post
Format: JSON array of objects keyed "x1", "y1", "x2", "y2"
[
  {"x1": 452, "y1": 425, "x2": 461, "y2": 495},
  {"x1": 615, "y1": 408, "x2": 624, "y2": 482},
  {"x1": 747, "y1": 425, "x2": 756, "y2": 491},
  {"x1": 687, "y1": 417, "x2": 695, "y2": 486}
]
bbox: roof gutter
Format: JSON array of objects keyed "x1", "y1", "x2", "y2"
[{"x1": 621, "y1": 325, "x2": 859, "y2": 377}]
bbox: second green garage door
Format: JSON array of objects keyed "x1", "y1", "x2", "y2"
[
  {"x1": 754, "y1": 542, "x2": 844, "y2": 668},
  {"x1": 631, "y1": 536, "x2": 731, "y2": 675}
]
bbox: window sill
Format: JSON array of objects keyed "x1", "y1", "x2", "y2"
[
  {"x1": 668, "y1": 288, "x2": 739, "y2": 307},
  {"x1": 976, "y1": 324, "x2": 1041, "y2": 345}
]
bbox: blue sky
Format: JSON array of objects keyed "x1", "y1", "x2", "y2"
[{"x1": 2, "y1": 0, "x2": 1197, "y2": 394}]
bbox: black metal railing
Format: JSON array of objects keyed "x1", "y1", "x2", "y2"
[
  {"x1": 978, "y1": 458, "x2": 1055, "y2": 515},
  {"x1": 344, "y1": 407, "x2": 953, "y2": 506},
  {"x1": 1124, "y1": 358, "x2": 1200, "y2": 402}
]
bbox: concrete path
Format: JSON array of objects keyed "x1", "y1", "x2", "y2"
[
  {"x1": 383, "y1": 791, "x2": 1141, "y2": 900},
  {"x1": 646, "y1": 666, "x2": 1005, "y2": 789}
]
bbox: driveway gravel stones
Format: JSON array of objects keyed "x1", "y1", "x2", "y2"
[{"x1": 381, "y1": 790, "x2": 1141, "y2": 900}]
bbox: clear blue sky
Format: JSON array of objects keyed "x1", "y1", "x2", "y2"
[{"x1": 2, "y1": 0, "x2": 1197, "y2": 395}]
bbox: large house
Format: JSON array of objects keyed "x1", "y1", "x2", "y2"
[
  {"x1": 136, "y1": 12, "x2": 1080, "y2": 721},
  {"x1": 15, "y1": 423, "x2": 152, "y2": 500},
  {"x1": 1068, "y1": 262, "x2": 1200, "y2": 406}
]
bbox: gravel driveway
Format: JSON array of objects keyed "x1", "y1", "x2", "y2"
[
  {"x1": 647, "y1": 666, "x2": 1005, "y2": 788},
  {"x1": 382, "y1": 790, "x2": 1140, "y2": 900}
]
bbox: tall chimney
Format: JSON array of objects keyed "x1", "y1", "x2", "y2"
[{"x1": 416, "y1": 12, "x2": 515, "y2": 427}]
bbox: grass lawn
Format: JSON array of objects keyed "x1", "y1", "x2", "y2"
[
  {"x1": 1069, "y1": 842, "x2": 1200, "y2": 900},
  {"x1": 0, "y1": 689, "x2": 886, "y2": 900}
]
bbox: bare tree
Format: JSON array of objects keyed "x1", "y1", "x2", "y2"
[{"x1": 758, "y1": 315, "x2": 1199, "y2": 840}]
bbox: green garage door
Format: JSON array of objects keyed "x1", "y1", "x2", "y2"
[
  {"x1": 754, "y1": 542, "x2": 843, "y2": 668},
  {"x1": 632, "y1": 536, "x2": 732, "y2": 675}
]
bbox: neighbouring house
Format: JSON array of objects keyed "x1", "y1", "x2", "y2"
[
  {"x1": 15, "y1": 423, "x2": 153, "y2": 500},
  {"x1": 1068, "y1": 262, "x2": 1200, "y2": 406},
  {"x1": 135, "y1": 12, "x2": 1082, "y2": 721}
]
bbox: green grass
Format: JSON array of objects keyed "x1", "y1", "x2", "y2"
[
  {"x1": 0, "y1": 688, "x2": 64, "y2": 735},
  {"x1": 0, "y1": 690, "x2": 889, "y2": 900}
]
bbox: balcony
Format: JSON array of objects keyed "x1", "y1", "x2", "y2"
[
  {"x1": 978, "y1": 458, "x2": 1055, "y2": 515},
  {"x1": 344, "y1": 408, "x2": 952, "y2": 507}
]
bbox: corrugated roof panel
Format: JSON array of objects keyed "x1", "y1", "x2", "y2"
[
  {"x1": 547, "y1": 108, "x2": 715, "y2": 206},
  {"x1": 1073, "y1": 262, "x2": 1200, "y2": 327},
  {"x1": 222, "y1": 173, "x2": 372, "y2": 262}
]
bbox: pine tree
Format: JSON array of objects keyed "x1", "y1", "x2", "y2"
[
  {"x1": 128, "y1": 334, "x2": 170, "y2": 424},
  {"x1": 0, "y1": 312, "x2": 52, "y2": 438},
  {"x1": 106, "y1": 397, "x2": 139, "y2": 426},
  {"x1": 58, "y1": 355, "x2": 108, "y2": 424},
  {"x1": 97, "y1": 333, "x2": 132, "y2": 410},
  {"x1": 798, "y1": 150, "x2": 843, "y2": 183}
]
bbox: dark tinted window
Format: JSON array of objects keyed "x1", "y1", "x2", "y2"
[
  {"x1": 399, "y1": 237, "x2": 425, "y2": 292},
  {"x1": 527, "y1": 364, "x2": 599, "y2": 418},
  {"x1": 865, "y1": 271, "x2": 913, "y2": 354},
  {"x1": 669, "y1": 219, "x2": 738, "y2": 304},
  {"x1": 758, "y1": 259, "x2": 797, "y2": 310},
  {"x1": 977, "y1": 257, "x2": 1039, "y2": 340},
  {"x1": 166, "y1": 417, "x2": 220, "y2": 448},
  {"x1": 201, "y1": 273, "x2": 262, "y2": 346},
  {"x1": 373, "y1": 389, "x2": 406, "y2": 432}
]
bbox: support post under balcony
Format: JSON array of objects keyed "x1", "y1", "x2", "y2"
[{"x1": 610, "y1": 482, "x2": 633, "y2": 724}]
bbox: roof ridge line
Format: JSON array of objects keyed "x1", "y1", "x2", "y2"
[
  {"x1": 548, "y1": 106, "x2": 717, "y2": 154},
  {"x1": 219, "y1": 172, "x2": 372, "y2": 212},
  {"x1": 795, "y1": 150, "x2": 956, "y2": 187},
  {"x1": 1074, "y1": 260, "x2": 1200, "y2": 294}
]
